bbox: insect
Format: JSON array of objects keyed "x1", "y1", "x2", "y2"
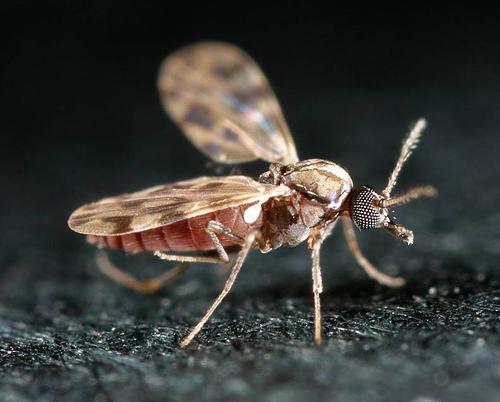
[{"x1": 68, "y1": 42, "x2": 436, "y2": 348}]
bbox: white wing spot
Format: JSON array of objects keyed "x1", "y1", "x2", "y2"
[{"x1": 243, "y1": 203, "x2": 261, "y2": 224}]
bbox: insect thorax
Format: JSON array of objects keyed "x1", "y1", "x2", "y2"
[{"x1": 257, "y1": 159, "x2": 353, "y2": 252}]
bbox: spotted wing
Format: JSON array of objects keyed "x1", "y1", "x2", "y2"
[
  {"x1": 158, "y1": 42, "x2": 299, "y2": 165},
  {"x1": 68, "y1": 176, "x2": 289, "y2": 236}
]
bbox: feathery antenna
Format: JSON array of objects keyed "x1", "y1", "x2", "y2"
[
  {"x1": 382, "y1": 118, "x2": 427, "y2": 198},
  {"x1": 380, "y1": 185, "x2": 437, "y2": 208}
]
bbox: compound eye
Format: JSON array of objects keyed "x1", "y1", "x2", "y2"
[{"x1": 350, "y1": 187, "x2": 384, "y2": 229}]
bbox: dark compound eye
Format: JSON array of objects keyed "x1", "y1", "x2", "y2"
[{"x1": 350, "y1": 187, "x2": 384, "y2": 230}]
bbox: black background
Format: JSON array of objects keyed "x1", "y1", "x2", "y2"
[{"x1": 1, "y1": 3, "x2": 500, "y2": 402}]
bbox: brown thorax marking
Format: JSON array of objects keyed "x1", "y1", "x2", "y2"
[{"x1": 257, "y1": 159, "x2": 352, "y2": 252}]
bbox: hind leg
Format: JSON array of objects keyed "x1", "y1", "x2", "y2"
[
  {"x1": 98, "y1": 220, "x2": 246, "y2": 293},
  {"x1": 96, "y1": 252, "x2": 192, "y2": 294}
]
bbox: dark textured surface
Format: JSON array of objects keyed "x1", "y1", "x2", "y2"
[{"x1": 2, "y1": 4, "x2": 500, "y2": 402}]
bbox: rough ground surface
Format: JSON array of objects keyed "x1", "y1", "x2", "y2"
[
  {"x1": 2, "y1": 6, "x2": 500, "y2": 402},
  {"x1": 1, "y1": 248, "x2": 500, "y2": 402}
]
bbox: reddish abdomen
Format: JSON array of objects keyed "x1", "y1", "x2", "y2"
[{"x1": 87, "y1": 204, "x2": 262, "y2": 253}]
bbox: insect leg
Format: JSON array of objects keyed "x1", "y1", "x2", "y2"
[
  {"x1": 152, "y1": 252, "x2": 223, "y2": 264},
  {"x1": 341, "y1": 218, "x2": 405, "y2": 287},
  {"x1": 100, "y1": 221, "x2": 246, "y2": 293},
  {"x1": 179, "y1": 231, "x2": 257, "y2": 348},
  {"x1": 96, "y1": 251, "x2": 190, "y2": 294},
  {"x1": 307, "y1": 223, "x2": 335, "y2": 346},
  {"x1": 153, "y1": 220, "x2": 245, "y2": 265},
  {"x1": 310, "y1": 241, "x2": 323, "y2": 345},
  {"x1": 206, "y1": 220, "x2": 246, "y2": 263}
]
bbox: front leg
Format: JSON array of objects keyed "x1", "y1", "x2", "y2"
[
  {"x1": 307, "y1": 222, "x2": 336, "y2": 345},
  {"x1": 341, "y1": 218, "x2": 405, "y2": 287}
]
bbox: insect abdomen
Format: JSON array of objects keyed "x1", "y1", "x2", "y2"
[{"x1": 87, "y1": 204, "x2": 263, "y2": 253}]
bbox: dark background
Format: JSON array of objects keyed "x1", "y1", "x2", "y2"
[{"x1": 1, "y1": 3, "x2": 500, "y2": 402}]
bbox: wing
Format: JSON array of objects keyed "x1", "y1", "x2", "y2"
[
  {"x1": 158, "y1": 42, "x2": 299, "y2": 165},
  {"x1": 68, "y1": 176, "x2": 290, "y2": 236}
]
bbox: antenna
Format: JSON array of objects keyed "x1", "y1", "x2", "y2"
[{"x1": 382, "y1": 119, "x2": 427, "y2": 198}]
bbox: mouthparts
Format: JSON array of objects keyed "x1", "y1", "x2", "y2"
[{"x1": 384, "y1": 220, "x2": 414, "y2": 245}]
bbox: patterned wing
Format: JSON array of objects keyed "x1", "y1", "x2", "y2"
[
  {"x1": 68, "y1": 176, "x2": 290, "y2": 236},
  {"x1": 158, "y1": 42, "x2": 299, "y2": 164}
]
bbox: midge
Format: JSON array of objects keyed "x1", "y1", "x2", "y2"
[{"x1": 68, "y1": 42, "x2": 436, "y2": 348}]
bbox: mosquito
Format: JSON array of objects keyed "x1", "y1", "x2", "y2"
[{"x1": 68, "y1": 42, "x2": 436, "y2": 348}]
